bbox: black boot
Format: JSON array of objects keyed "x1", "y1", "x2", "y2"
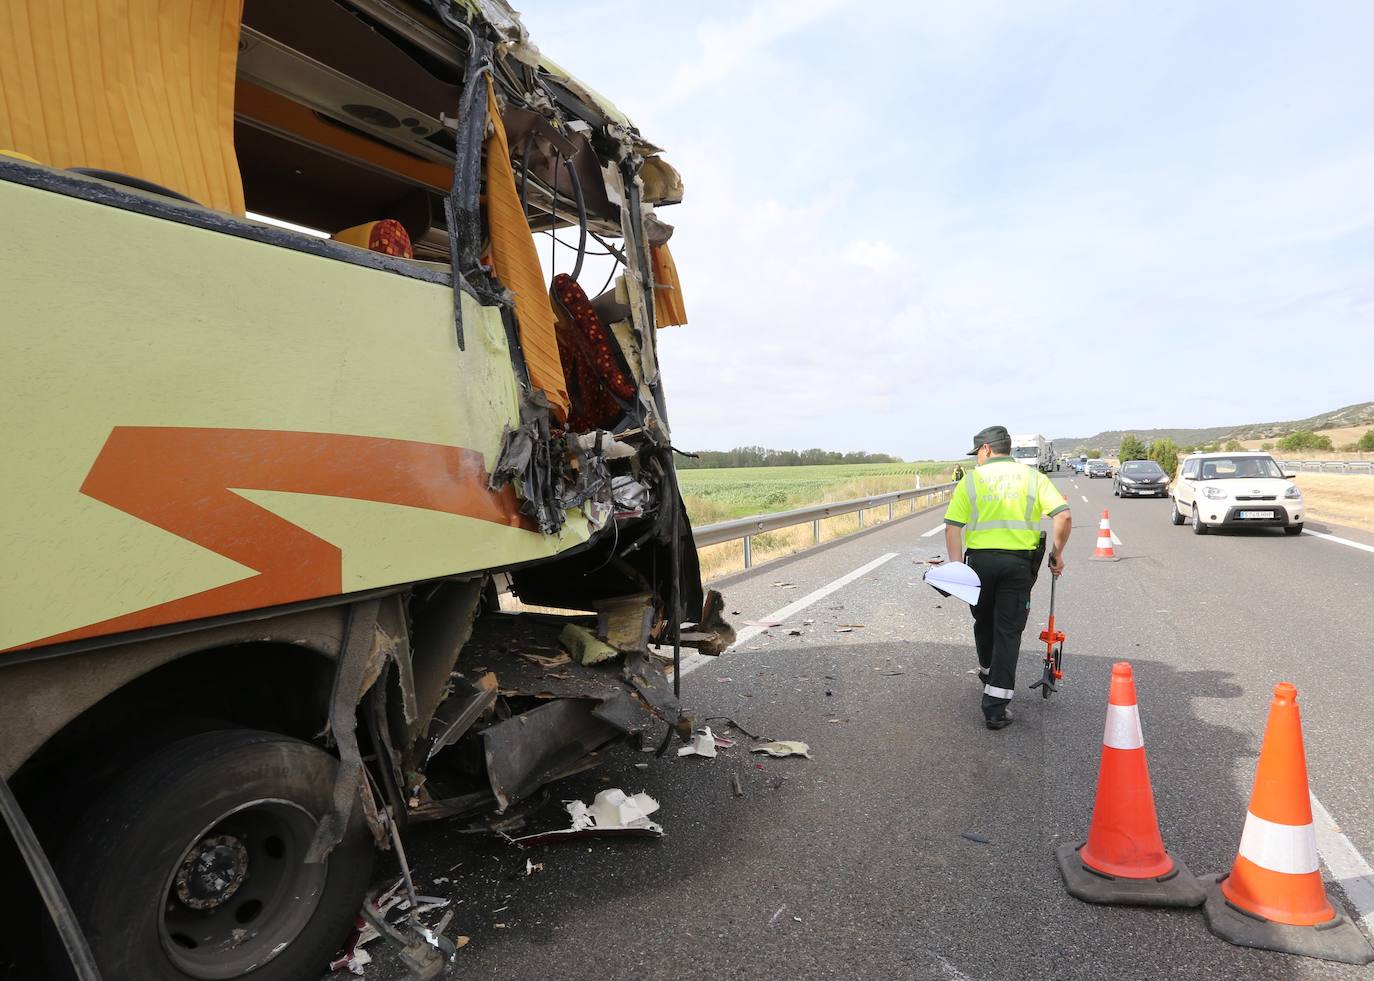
[{"x1": 985, "y1": 708, "x2": 1014, "y2": 730}]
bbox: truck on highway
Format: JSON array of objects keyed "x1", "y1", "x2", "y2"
[
  {"x1": 1011, "y1": 433, "x2": 1054, "y2": 472},
  {"x1": 0, "y1": 4, "x2": 729, "y2": 978}
]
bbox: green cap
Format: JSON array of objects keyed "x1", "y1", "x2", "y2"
[{"x1": 967, "y1": 425, "x2": 1010, "y2": 456}]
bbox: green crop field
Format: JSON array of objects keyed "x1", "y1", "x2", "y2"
[{"x1": 678, "y1": 461, "x2": 956, "y2": 525}]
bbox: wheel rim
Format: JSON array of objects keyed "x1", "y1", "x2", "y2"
[
  {"x1": 1192, "y1": 507, "x2": 1200, "y2": 531},
  {"x1": 158, "y1": 799, "x2": 327, "y2": 979}
]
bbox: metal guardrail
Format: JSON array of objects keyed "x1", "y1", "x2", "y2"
[
  {"x1": 693, "y1": 482, "x2": 957, "y2": 568},
  {"x1": 1283, "y1": 460, "x2": 1374, "y2": 473}
]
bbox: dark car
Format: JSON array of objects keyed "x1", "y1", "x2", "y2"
[
  {"x1": 1114, "y1": 459, "x2": 1170, "y2": 498},
  {"x1": 1085, "y1": 460, "x2": 1110, "y2": 478}
]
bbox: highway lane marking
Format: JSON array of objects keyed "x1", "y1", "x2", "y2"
[
  {"x1": 1311, "y1": 794, "x2": 1374, "y2": 935},
  {"x1": 674, "y1": 552, "x2": 899, "y2": 678},
  {"x1": 1303, "y1": 529, "x2": 1374, "y2": 555},
  {"x1": 921, "y1": 523, "x2": 945, "y2": 538}
]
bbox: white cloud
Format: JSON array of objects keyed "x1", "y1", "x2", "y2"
[
  {"x1": 518, "y1": 1, "x2": 1374, "y2": 457},
  {"x1": 842, "y1": 239, "x2": 900, "y2": 271}
]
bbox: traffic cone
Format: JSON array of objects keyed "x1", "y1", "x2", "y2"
[
  {"x1": 1090, "y1": 509, "x2": 1119, "y2": 561},
  {"x1": 1057, "y1": 662, "x2": 1203, "y2": 906},
  {"x1": 1201, "y1": 683, "x2": 1374, "y2": 964}
]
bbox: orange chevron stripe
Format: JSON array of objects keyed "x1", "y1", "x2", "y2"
[{"x1": 15, "y1": 427, "x2": 530, "y2": 652}]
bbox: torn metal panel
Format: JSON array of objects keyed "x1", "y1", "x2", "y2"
[
  {"x1": 461, "y1": 612, "x2": 680, "y2": 729},
  {"x1": 424, "y1": 672, "x2": 498, "y2": 762},
  {"x1": 489, "y1": 395, "x2": 563, "y2": 535},
  {"x1": 401, "y1": 579, "x2": 484, "y2": 759},
  {"x1": 482, "y1": 699, "x2": 621, "y2": 811},
  {"x1": 308, "y1": 598, "x2": 385, "y2": 863}
]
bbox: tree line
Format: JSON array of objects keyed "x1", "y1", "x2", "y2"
[{"x1": 676, "y1": 446, "x2": 903, "y2": 469}]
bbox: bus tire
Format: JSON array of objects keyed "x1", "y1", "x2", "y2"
[{"x1": 52, "y1": 729, "x2": 372, "y2": 981}]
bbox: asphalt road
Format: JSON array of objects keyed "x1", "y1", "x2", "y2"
[{"x1": 352, "y1": 471, "x2": 1374, "y2": 980}]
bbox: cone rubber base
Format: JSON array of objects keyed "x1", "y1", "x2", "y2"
[
  {"x1": 1056, "y1": 842, "x2": 1204, "y2": 907},
  {"x1": 1201, "y1": 874, "x2": 1374, "y2": 965}
]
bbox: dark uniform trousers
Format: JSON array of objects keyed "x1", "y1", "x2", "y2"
[{"x1": 966, "y1": 548, "x2": 1035, "y2": 718}]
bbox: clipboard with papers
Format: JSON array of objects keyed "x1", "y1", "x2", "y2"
[{"x1": 922, "y1": 561, "x2": 981, "y2": 606}]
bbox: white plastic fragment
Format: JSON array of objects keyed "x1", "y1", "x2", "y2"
[
  {"x1": 584, "y1": 788, "x2": 661, "y2": 831},
  {"x1": 511, "y1": 788, "x2": 664, "y2": 845},
  {"x1": 750, "y1": 741, "x2": 812, "y2": 759},
  {"x1": 677, "y1": 726, "x2": 719, "y2": 758}
]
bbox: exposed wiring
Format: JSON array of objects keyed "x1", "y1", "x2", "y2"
[
  {"x1": 594, "y1": 258, "x2": 622, "y2": 299},
  {"x1": 562, "y1": 157, "x2": 587, "y2": 281}
]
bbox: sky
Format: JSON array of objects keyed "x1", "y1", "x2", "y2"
[{"x1": 517, "y1": 0, "x2": 1374, "y2": 459}]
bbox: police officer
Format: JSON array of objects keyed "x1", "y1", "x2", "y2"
[
  {"x1": 944, "y1": 425, "x2": 1071, "y2": 729},
  {"x1": 952, "y1": 463, "x2": 965, "y2": 481}
]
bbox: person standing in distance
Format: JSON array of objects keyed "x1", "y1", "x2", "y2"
[{"x1": 944, "y1": 426, "x2": 1071, "y2": 729}]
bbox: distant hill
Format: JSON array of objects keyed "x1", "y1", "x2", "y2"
[{"x1": 1055, "y1": 401, "x2": 1374, "y2": 450}]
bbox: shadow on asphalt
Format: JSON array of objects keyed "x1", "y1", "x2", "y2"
[
  {"x1": 348, "y1": 638, "x2": 1348, "y2": 980},
  {"x1": 1, "y1": 632, "x2": 1341, "y2": 980}
]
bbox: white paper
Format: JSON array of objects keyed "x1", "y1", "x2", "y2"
[{"x1": 923, "y1": 561, "x2": 981, "y2": 606}]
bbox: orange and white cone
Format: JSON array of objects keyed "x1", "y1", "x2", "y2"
[
  {"x1": 1057, "y1": 662, "x2": 1203, "y2": 906},
  {"x1": 1201, "y1": 683, "x2": 1373, "y2": 964},
  {"x1": 1090, "y1": 509, "x2": 1119, "y2": 561}
]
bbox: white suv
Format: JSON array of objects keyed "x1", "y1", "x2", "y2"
[{"x1": 1170, "y1": 452, "x2": 1303, "y2": 535}]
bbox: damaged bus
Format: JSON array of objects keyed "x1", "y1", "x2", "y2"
[{"x1": 0, "y1": 1, "x2": 728, "y2": 977}]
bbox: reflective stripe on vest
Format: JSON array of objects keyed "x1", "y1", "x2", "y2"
[{"x1": 964, "y1": 464, "x2": 1042, "y2": 548}]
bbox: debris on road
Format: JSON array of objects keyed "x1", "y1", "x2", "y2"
[
  {"x1": 511, "y1": 788, "x2": 663, "y2": 846},
  {"x1": 731, "y1": 774, "x2": 744, "y2": 797},
  {"x1": 834, "y1": 628, "x2": 853, "y2": 634},
  {"x1": 678, "y1": 726, "x2": 719, "y2": 758},
  {"x1": 559, "y1": 623, "x2": 619, "y2": 665},
  {"x1": 962, "y1": 832, "x2": 991, "y2": 844},
  {"x1": 703, "y1": 716, "x2": 771, "y2": 741},
  {"x1": 751, "y1": 741, "x2": 812, "y2": 759},
  {"x1": 516, "y1": 650, "x2": 572, "y2": 669},
  {"x1": 837, "y1": 623, "x2": 865, "y2": 629},
  {"x1": 787, "y1": 629, "x2": 803, "y2": 636},
  {"x1": 524, "y1": 860, "x2": 544, "y2": 876}
]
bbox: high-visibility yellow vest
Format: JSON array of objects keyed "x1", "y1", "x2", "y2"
[{"x1": 944, "y1": 458, "x2": 1067, "y2": 550}]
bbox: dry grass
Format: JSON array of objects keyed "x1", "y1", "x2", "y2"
[
  {"x1": 1292, "y1": 473, "x2": 1374, "y2": 534},
  {"x1": 1239, "y1": 425, "x2": 1373, "y2": 456}
]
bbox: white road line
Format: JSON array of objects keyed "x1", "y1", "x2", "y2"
[
  {"x1": 1081, "y1": 495, "x2": 1089, "y2": 504},
  {"x1": 673, "y1": 552, "x2": 899, "y2": 679},
  {"x1": 921, "y1": 523, "x2": 945, "y2": 538},
  {"x1": 1311, "y1": 794, "x2": 1374, "y2": 934},
  {"x1": 1110, "y1": 532, "x2": 1122, "y2": 546},
  {"x1": 1303, "y1": 529, "x2": 1374, "y2": 555}
]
